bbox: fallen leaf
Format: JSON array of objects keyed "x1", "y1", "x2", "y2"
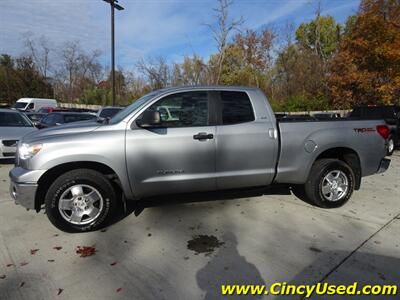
[
  {"x1": 57, "y1": 288, "x2": 64, "y2": 295},
  {"x1": 116, "y1": 287, "x2": 122, "y2": 293},
  {"x1": 0, "y1": 275, "x2": 6, "y2": 279},
  {"x1": 110, "y1": 262, "x2": 117, "y2": 266},
  {"x1": 30, "y1": 249, "x2": 39, "y2": 255},
  {"x1": 53, "y1": 246, "x2": 62, "y2": 251},
  {"x1": 20, "y1": 262, "x2": 29, "y2": 267},
  {"x1": 20, "y1": 282, "x2": 25, "y2": 287},
  {"x1": 75, "y1": 246, "x2": 96, "y2": 257}
]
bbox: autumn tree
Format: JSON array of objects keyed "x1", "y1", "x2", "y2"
[
  {"x1": 137, "y1": 57, "x2": 171, "y2": 90},
  {"x1": 54, "y1": 41, "x2": 102, "y2": 101},
  {"x1": 215, "y1": 28, "x2": 275, "y2": 91},
  {"x1": 328, "y1": 0, "x2": 400, "y2": 108},
  {"x1": 172, "y1": 55, "x2": 208, "y2": 86}
]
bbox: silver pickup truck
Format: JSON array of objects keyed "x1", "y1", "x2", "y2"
[{"x1": 9, "y1": 86, "x2": 391, "y2": 232}]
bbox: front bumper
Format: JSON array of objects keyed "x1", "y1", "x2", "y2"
[
  {"x1": 9, "y1": 167, "x2": 46, "y2": 210},
  {"x1": 377, "y1": 158, "x2": 391, "y2": 174},
  {"x1": 9, "y1": 180, "x2": 38, "y2": 210}
]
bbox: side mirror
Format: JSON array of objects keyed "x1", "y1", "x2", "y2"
[{"x1": 136, "y1": 110, "x2": 161, "y2": 128}]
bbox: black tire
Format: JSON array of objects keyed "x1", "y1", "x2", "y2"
[
  {"x1": 45, "y1": 169, "x2": 117, "y2": 233},
  {"x1": 303, "y1": 159, "x2": 355, "y2": 208},
  {"x1": 387, "y1": 136, "x2": 395, "y2": 156}
]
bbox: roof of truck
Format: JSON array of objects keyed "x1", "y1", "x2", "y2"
[{"x1": 154, "y1": 85, "x2": 261, "y2": 94}]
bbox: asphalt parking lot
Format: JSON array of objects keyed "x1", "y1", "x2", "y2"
[{"x1": 0, "y1": 153, "x2": 399, "y2": 300}]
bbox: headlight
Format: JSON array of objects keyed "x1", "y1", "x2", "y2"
[{"x1": 19, "y1": 143, "x2": 42, "y2": 160}]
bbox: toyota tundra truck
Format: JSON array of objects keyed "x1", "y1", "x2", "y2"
[{"x1": 9, "y1": 86, "x2": 391, "y2": 232}]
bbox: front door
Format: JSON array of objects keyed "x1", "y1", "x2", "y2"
[{"x1": 126, "y1": 91, "x2": 216, "y2": 198}]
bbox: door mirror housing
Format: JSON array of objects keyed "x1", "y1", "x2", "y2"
[{"x1": 137, "y1": 110, "x2": 161, "y2": 128}]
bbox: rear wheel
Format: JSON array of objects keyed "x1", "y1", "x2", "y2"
[
  {"x1": 45, "y1": 169, "x2": 117, "y2": 232},
  {"x1": 303, "y1": 159, "x2": 355, "y2": 208}
]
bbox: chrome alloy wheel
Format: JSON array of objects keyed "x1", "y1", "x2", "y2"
[
  {"x1": 58, "y1": 184, "x2": 104, "y2": 225},
  {"x1": 388, "y1": 138, "x2": 394, "y2": 153},
  {"x1": 321, "y1": 170, "x2": 349, "y2": 202}
]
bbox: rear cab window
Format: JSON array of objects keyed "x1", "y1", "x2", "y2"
[{"x1": 220, "y1": 91, "x2": 255, "y2": 125}]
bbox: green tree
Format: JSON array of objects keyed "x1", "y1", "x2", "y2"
[
  {"x1": 0, "y1": 54, "x2": 53, "y2": 104},
  {"x1": 296, "y1": 15, "x2": 342, "y2": 59}
]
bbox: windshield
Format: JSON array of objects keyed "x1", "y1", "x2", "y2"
[
  {"x1": 13, "y1": 102, "x2": 28, "y2": 109},
  {"x1": 109, "y1": 91, "x2": 160, "y2": 124},
  {"x1": 0, "y1": 111, "x2": 33, "y2": 127}
]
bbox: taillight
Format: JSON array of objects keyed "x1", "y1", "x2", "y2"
[{"x1": 376, "y1": 125, "x2": 389, "y2": 139}]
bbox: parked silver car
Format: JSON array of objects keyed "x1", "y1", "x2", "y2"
[{"x1": 0, "y1": 109, "x2": 37, "y2": 159}]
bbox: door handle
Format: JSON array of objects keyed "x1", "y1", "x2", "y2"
[{"x1": 193, "y1": 132, "x2": 214, "y2": 140}]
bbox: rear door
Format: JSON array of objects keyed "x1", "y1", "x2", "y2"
[{"x1": 215, "y1": 91, "x2": 278, "y2": 189}]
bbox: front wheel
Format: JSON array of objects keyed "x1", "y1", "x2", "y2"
[
  {"x1": 45, "y1": 169, "x2": 117, "y2": 232},
  {"x1": 304, "y1": 159, "x2": 355, "y2": 208}
]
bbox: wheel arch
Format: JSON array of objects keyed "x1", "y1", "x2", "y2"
[{"x1": 35, "y1": 161, "x2": 125, "y2": 212}]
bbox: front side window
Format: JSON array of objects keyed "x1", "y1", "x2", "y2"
[
  {"x1": 144, "y1": 91, "x2": 209, "y2": 127},
  {"x1": 221, "y1": 91, "x2": 255, "y2": 125}
]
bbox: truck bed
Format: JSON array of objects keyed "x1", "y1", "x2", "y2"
[{"x1": 274, "y1": 118, "x2": 387, "y2": 185}]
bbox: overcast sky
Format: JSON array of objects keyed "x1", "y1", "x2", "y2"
[{"x1": 0, "y1": 0, "x2": 360, "y2": 69}]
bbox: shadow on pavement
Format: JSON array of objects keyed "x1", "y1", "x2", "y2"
[
  {"x1": 105, "y1": 185, "x2": 293, "y2": 228},
  {"x1": 196, "y1": 231, "x2": 265, "y2": 300},
  {"x1": 274, "y1": 251, "x2": 400, "y2": 300}
]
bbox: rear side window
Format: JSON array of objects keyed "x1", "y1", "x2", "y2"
[{"x1": 220, "y1": 91, "x2": 255, "y2": 125}]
